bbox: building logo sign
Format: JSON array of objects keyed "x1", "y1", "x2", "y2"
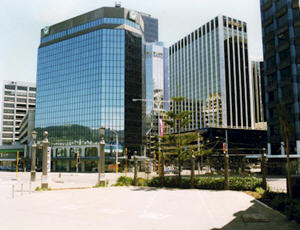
[
  {"x1": 43, "y1": 26, "x2": 50, "y2": 35},
  {"x1": 146, "y1": 51, "x2": 163, "y2": 58},
  {"x1": 129, "y1": 11, "x2": 138, "y2": 22}
]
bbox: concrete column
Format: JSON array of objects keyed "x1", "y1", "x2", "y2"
[
  {"x1": 261, "y1": 151, "x2": 268, "y2": 190},
  {"x1": 268, "y1": 143, "x2": 271, "y2": 155},
  {"x1": 41, "y1": 131, "x2": 49, "y2": 189},
  {"x1": 66, "y1": 160, "x2": 70, "y2": 172},
  {"x1": 297, "y1": 140, "x2": 300, "y2": 155},
  {"x1": 191, "y1": 153, "x2": 195, "y2": 188},
  {"x1": 281, "y1": 142, "x2": 285, "y2": 155},
  {"x1": 30, "y1": 141, "x2": 36, "y2": 181},
  {"x1": 66, "y1": 147, "x2": 71, "y2": 158},
  {"x1": 133, "y1": 156, "x2": 138, "y2": 186},
  {"x1": 224, "y1": 153, "x2": 229, "y2": 190},
  {"x1": 81, "y1": 161, "x2": 85, "y2": 172}
]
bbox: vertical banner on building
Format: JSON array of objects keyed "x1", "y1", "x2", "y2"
[
  {"x1": 159, "y1": 118, "x2": 163, "y2": 136},
  {"x1": 47, "y1": 147, "x2": 51, "y2": 173}
]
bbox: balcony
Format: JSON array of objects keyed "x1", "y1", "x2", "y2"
[
  {"x1": 263, "y1": 16, "x2": 274, "y2": 27},
  {"x1": 277, "y1": 24, "x2": 289, "y2": 35},
  {"x1": 266, "y1": 49, "x2": 276, "y2": 59},
  {"x1": 266, "y1": 66, "x2": 277, "y2": 75},
  {"x1": 294, "y1": 18, "x2": 300, "y2": 27},
  {"x1": 276, "y1": 6, "x2": 288, "y2": 18},
  {"x1": 279, "y1": 77, "x2": 293, "y2": 87},
  {"x1": 264, "y1": 31, "x2": 275, "y2": 42},
  {"x1": 278, "y1": 41, "x2": 290, "y2": 52},
  {"x1": 292, "y1": 0, "x2": 300, "y2": 9},
  {"x1": 262, "y1": 0, "x2": 273, "y2": 11},
  {"x1": 279, "y1": 59, "x2": 291, "y2": 69}
]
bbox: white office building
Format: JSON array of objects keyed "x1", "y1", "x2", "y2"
[{"x1": 1, "y1": 81, "x2": 36, "y2": 145}]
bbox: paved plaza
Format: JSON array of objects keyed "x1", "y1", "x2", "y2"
[{"x1": 0, "y1": 172, "x2": 299, "y2": 230}]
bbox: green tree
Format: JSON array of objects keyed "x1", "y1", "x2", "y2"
[{"x1": 162, "y1": 97, "x2": 197, "y2": 184}]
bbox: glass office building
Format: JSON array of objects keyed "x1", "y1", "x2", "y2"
[
  {"x1": 169, "y1": 15, "x2": 254, "y2": 132},
  {"x1": 140, "y1": 13, "x2": 159, "y2": 43},
  {"x1": 145, "y1": 42, "x2": 169, "y2": 135},
  {"x1": 251, "y1": 60, "x2": 266, "y2": 125},
  {"x1": 35, "y1": 6, "x2": 146, "y2": 159},
  {"x1": 260, "y1": 0, "x2": 300, "y2": 156}
]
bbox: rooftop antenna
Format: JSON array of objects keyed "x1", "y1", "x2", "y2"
[{"x1": 115, "y1": 1, "x2": 121, "y2": 7}]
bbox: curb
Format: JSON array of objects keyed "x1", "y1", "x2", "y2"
[{"x1": 243, "y1": 192, "x2": 287, "y2": 218}]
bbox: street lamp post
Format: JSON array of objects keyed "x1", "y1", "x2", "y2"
[
  {"x1": 98, "y1": 126, "x2": 106, "y2": 186},
  {"x1": 41, "y1": 131, "x2": 49, "y2": 189},
  {"x1": 224, "y1": 129, "x2": 229, "y2": 190},
  {"x1": 111, "y1": 130, "x2": 119, "y2": 174},
  {"x1": 261, "y1": 148, "x2": 268, "y2": 190},
  {"x1": 30, "y1": 130, "x2": 37, "y2": 182}
]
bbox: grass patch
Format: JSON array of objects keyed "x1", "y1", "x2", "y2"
[
  {"x1": 93, "y1": 179, "x2": 109, "y2": 188},
  {"x1": 35, "y1": 186, "x2": 52, "y2": 191}
]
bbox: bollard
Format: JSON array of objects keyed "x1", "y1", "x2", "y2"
[
  {"x1": 12, "y1": 184, "x2": 14, "y2": 199},
  {"x1": 224, "y1": 153, "x2": 230, "y2": 190},
  {"x1": 133, "y1": 156, "x2": 138, "y2": 186},
  {"x1": 191, "y1": 153, "x2": 195, "y2": 188}
]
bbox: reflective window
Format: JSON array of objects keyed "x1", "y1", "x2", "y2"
[{"x1": 36, "y1": 29, "x2": 125, "y2": 147}]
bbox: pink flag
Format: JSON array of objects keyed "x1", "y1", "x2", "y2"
[{"x1": 159, "y1": 118, "x2": 163, "y2": 136}]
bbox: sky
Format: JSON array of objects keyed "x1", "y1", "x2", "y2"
[{"x1": 0, "y1": 0, "x2": 263, "y2": 85}]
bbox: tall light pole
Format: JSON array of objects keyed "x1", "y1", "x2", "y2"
[
  {"x1": 111, "y1": 130, "x2": 119, "y2": 173},
  {"x1": 98, "y1": 126, "x2": 106, "y2": 186},
  {"x1": 30, "y1": 130, "x2": 37, "y2": 181},
  {"x1": 224, "y1": 129, "x2": 229, "y2": 190},
  {"x1": 41, "y1": 131, "x2": 49, "y2": 189}
]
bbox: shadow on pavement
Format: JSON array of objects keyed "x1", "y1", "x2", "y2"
[
  {"x1": 210, "y1": 200, "x2": 299, "y2": 230},
  {"x1": 130, "y1": 186, "x2": 182, "y2": 192}
]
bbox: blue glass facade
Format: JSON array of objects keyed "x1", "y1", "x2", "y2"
[
  {"x1": 141, "y1": 15, "x2": 158, "y2": 43},
  {"x1": 35, "y1": 7, "x2": 145, "y2": 154},
  {"x1": 260, "y1": 0, "x2": 300, "y2": 155},
  {"x1": 36, "y1": 29, "x2": 126, "y2": 147}
]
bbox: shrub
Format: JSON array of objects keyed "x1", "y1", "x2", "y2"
[
  {"x1": 148, "y1": 177, "x2": 161, "y2": 187},
  {"x1": 262, "y1": 191, "x2": 300, "y2": 223},
  {"x1": 255, "y1": 187, "x2": 265, "y2": 196},
  {"x1": 136, "y1": 177, "x2": 148, "y2": 187},
  {"x1": 148, "y1": 176, "x2": 262, "y2": 191},
  {"x1": 229, "y1": 177, "x2": 262, "y2": 191},
  {"x1": 113, "y1": 176, "x2": 133, "y2": 186},
  {"x1": 195, "y1": 177, "x2": 224, "y2": 190}
]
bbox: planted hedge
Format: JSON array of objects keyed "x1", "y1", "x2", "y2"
[
  {"x1": 113, "y1": 176, "x2": 148, "y2": 187},
  {"x1": 148, "y1": 176, "x2": 263, "y2": 191},
  {"x1": 262, "y1": 191, "x2": 300, "y2": 223}
]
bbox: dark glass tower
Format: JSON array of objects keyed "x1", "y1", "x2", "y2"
[
  {"x1": 140, "y1": 13, "x2": 159, "y2": 43},
  {"x1": 35, "y1": 6, "x2": 146, "y2": 154},
  {"x1": 260, "y1": 0, "x2": 300, "y2": 156}
]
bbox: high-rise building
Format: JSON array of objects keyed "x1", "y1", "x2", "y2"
[
  {"x1": 140, "y1": 12, "x2": 159, "y2": 43},
  {"x1": 251, "y1": 60, "x2": 266, "y2": 129},
  {"x1": 35, "y1": 6, "x2": 148, "y2": 161},
  {"x1": 260, "y1": 0, "x2": 300, "y2": 155},
  {"x1": 1, "y1": 81, "x2": 36, "y2": 145},
  {"x1": 145, "y1": 42, "x2": 169, "y2": 139},
  {"x1": 169, "y1": 15, "x2": 254, "y2": 132}
]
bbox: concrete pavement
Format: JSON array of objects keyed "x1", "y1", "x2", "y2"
[{"x1": 1, "y1": 186, "x2": 299, "y2": 230}]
